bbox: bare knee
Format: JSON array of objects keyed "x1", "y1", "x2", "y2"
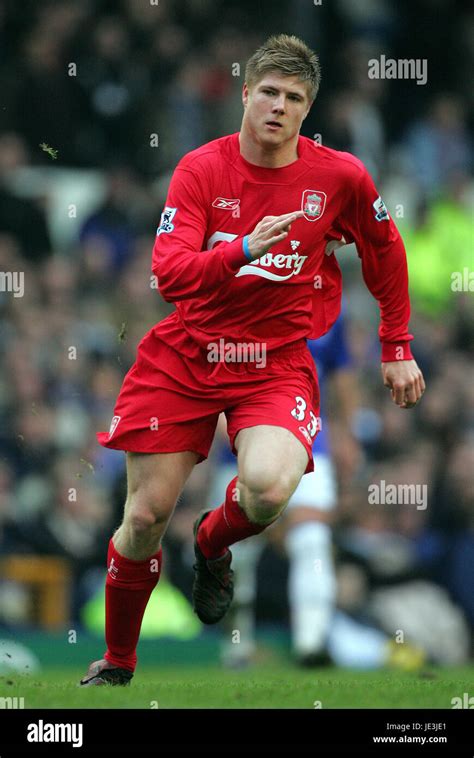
[
  {"x1": 125, "y1": 491, "x2": 175, "y2": 537},
  {"x1": 238, "y1": 475, "x2": 297, "y2": 525},
  {"x1": 123, "y1": 451, "x2": 196, "y2": 538}
]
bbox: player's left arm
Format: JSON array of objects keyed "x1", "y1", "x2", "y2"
[{"x1": 338, "y1": 164, "x2": 425, "y2": 409}]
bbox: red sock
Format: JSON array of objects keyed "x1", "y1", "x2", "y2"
[
  {"x1": 197, "y1": 476, "x2": 267, "y2": 559},
  {"x1": 103, "y1": 539, "x2": 162, "y2": 672}
]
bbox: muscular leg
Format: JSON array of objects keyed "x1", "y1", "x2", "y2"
[
  {"x1": 103, "y1": 451, "x2": 198, "y2": 672},
  {"x1": 114, "y1": 450, "x2": 199, "y2": 559},
  {"x1": 193, "y1": 425, "x2": 309, "y2": 628},
  {"x1": 197, "y1": 425, "x2": 308, "y2": 558},
  {"x1": 236, "y1": 425, "x2": 309, "y2": 523}
]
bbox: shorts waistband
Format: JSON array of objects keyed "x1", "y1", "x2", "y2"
[
  {"x1": 266, "y1": 338, "x2": 307, "y2": 358},
  {"x1": 170, "y1": 312, "x2": 308, "y2": 360}
]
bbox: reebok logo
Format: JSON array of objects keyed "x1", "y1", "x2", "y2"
[
  {"x1": 108, "y1": 558, "x2": 119, "y2": 579},
  {"x1": 212, "y1": 197, "x2": 240, "y2": 211},
  {"x1": 108, "y1": 415, "x2": 121, "y2": 439},
  {"x1": 27, "y1": 720, "x2": 83, "y2": 748},
  {"x1": 236, "y1": 251, "x2": 307, "y2": 281}
]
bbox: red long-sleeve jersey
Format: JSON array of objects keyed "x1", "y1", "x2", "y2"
[{"x1": 152, "y1": 132, "x2": 413, "y2": 362}]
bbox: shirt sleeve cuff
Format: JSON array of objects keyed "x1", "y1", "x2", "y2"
[
  {"x1": 222, "y1": 237, "x2": 251, "y2": 271},
  {"x1": 381, "y1": 341, "x2": 414, "y2": 362}
]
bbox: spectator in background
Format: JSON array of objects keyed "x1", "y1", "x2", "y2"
[
  {"x1": 0, "y1": 134, "x2": 51, "y2": 263},
  {"x1": 12, "y1": 27, "x2": 89, "y2": 166},
  {"x1": 0, "y1": 461, "x2": 16, "y2": 555},
  {"x1": 402, "y1": 178, "x2": 473, "y2": 318},
  {"x1": 417, "y1": 434, "x2": 474, "y2": 634},
  {"x1": 403, "y1": 95, "x2": 472, "y2": 197},
  {"x1": 318, "y1": 89, "x2": 385, "y2": 180},
  {"x1": 76, "y1": 16, "x2": 150, "y2": 166},
  {"x1": 9, "y1": 454, "x2": 113, "y2": 620},
  {"x1": 79, "y1": 165, "x2": 154, "y2": 274},
  {"x1": 164, "y1": 55, "x2": 208, "y2": 164},
  {"x1": 148, "y1": 23, "x2": 190, "y2": 92}
]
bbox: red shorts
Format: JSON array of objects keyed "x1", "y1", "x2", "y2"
[{"x1": 97, "y1": 314, "x2": 320, "y2": 473}]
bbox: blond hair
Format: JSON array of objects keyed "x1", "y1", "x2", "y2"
[{"x1": 245, "y1": 34, "x2": 321, "y2": 101}]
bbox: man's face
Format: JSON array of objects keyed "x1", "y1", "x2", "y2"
[{"x1": 242, "y1": 72, "x2": 312, "y2": 149}]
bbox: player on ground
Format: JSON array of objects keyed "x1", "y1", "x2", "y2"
[{"x1": 80, "y1": 34, "x2": 425, "y2": 686}]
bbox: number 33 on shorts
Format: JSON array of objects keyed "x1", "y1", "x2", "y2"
[{"x1": 290, "y1": 395, "x2": 321, "y2": 445}]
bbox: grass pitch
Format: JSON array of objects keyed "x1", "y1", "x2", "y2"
[{"x1": 1, "y1": 664, "x2": 472, "y2": 709}]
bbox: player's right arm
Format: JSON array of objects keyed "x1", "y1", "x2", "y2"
[
  {"x1": 246, "y1": 211, "x2": 303, "y2": 259},
  {"x1": 152, "y1": 163, "x2": 302, "y2": 302}
]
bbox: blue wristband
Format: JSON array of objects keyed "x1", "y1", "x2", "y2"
[{"x1": 242, "y1": 235, "x2": 253, "y2": 262}]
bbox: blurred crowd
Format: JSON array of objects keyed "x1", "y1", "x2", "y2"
[{"x1": 0, "y1": 0, "x2": 472, "y2": 662}]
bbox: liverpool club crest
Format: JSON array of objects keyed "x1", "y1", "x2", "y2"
[{"x1": 302, "y1": 190, "x2": 327, "y2": 222}]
